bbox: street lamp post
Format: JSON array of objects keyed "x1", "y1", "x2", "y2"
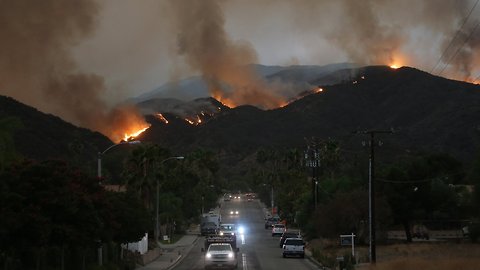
[
  {"x1": 96, "y1": 140, "x2": 141, "y2": 266},
  {"x1": 155, "y1": 156, "x2": 184, "y2": 243}
]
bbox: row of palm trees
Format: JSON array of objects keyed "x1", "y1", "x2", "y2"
[{"x1": 119, "y1": 144, "x2": 222, "y2": 239}]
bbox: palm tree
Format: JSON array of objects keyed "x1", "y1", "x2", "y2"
[{"x1": 123, "y1": 144, "x2": 171, "y2": 210}]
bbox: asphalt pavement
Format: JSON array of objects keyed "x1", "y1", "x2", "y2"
[{"x1": 136, "y1": 232, "x2": 199, "y2": 270}]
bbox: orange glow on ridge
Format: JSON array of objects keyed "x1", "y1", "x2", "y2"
[
  {"x1": 155, "y1": 113, "x2": 169, "y2": 124},
  {"x1": 122, "y1": 125, "x2": 150, "y2": 142}
]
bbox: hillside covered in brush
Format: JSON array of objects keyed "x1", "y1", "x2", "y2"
[
  {"x1": 136, "y1": 66, "x2": 480, "y2": 175},
  {"x1": 0, "y1": 95, "x2": 112, "y2": 167}
]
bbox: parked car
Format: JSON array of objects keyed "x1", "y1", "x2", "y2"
[
  {"x1": 272, "y1": 224, "x2": 286, "y2": 236},
  {"x1": 265, "y1": 217, "x2": 280, "y2": 229},
  {"x1": 282, "y1": 238, "x2": 305, "y2": 258},
  {"x1": 279, "y1": 231, "x2": 301, "y2": 247}
]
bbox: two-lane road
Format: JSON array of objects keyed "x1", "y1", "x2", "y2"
[{"x1": 174, "y1": 196, "x2": 319, "y2": 270}]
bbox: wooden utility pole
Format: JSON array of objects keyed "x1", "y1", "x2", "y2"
[
  {"x1": 305, "y1": 137, "x2": 321, "y2": 209},
  {"x1": 355, "y1": 129, "x2": 393, "y2": 264}
]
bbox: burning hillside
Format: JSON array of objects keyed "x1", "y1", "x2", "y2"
[{"x1": 0, "y1": 0, "x2": 152, "y2": 143}]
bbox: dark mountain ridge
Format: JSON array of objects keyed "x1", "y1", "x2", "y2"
[
  {"x1": 0, "y1": 95, "x2": 112, "y2": 166},
  {"x1": 2, "y1": 64, "x2": 479, "y2": 179},
  {"x1": 138, "y1": 66, "x2": 480, "y2": 168}
]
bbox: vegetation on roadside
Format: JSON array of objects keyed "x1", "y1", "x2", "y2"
[
  {"x1": 244, "y1": 141, "x2": 480, "y2": 266},
  {"x1": 0, "y1": 142, "x2": 223, "y2": 270}
]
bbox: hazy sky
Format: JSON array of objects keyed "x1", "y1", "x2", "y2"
[
  {"x1": 1, "y1": 0, "x2": 479, "y2": 140},
  {"x1": 71, "y1": 0, "x2": 480, "y2": 101}
]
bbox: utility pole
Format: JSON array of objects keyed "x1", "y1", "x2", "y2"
[
  {"x1": 305, "y1": 137, "x2": 320, "y2": 209},
  {"x1": 355, "y1": 129, "x2": 393, "y2": 264}
]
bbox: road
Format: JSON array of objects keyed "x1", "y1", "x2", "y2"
[{"x1": 173, "y1": 196, "x2": 320, "y2": 270}]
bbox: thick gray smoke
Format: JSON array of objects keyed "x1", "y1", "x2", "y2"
[
  {"x1": 0, "y1": 0, "x2": 148, "y2": 142},
  {"x1": 2, "y1": 0, "x2": 478, "y2": 127},
  {"x1": 312, "y1": 0, "x2": 479, "y2": 79},
  {"x1": 162, "y1": 0, "x2": 479, "y2": 106},
  {"x1": 168, "y1": 0, "x2": 287, "y2": 109}
]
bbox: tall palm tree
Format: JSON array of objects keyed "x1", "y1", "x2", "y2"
[{"x1": 123, "y1": 144, "x2": 171, "y2": 210}]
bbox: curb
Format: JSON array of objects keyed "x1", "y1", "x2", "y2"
[
  {"x1": 305, "y1": 249, "x2": 329, "y2": 270},
  {"x1": 165, "y1": 236, "x2": 199, "y2": 270}
]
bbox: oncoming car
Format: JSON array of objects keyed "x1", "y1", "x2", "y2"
[
  {"x1": 219, "y1": 223, "x2": 237, "y2": 237},
  {"x1": 203, "y1": 243, "x2": 238, "y2": 269}
]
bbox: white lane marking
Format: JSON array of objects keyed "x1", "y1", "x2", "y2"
[{"x1": 242, "y1": 253, "x2": 248, "y2": 270}]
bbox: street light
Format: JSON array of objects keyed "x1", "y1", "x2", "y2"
[
  {"x1": 96, "y1": 140, "x2": 141, "y2": 266},
  {"x1": 97, "y1": 140, "x2": 141, "y2": 181},
  {"x1": 155, "y1": 156, "x2": 184, "y2": 243}
]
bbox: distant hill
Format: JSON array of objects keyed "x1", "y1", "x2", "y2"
[
  {"x1": 136, "y1": 66, "x2": 480, "y2": 174},
  {"x1": 0, "y1": 95, "x2": 112, "y2": 167},
  {"x1": 133, "y1": 63, "x2": 354, "y2": 103}
]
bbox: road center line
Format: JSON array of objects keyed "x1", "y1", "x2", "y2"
[{"x1": 242, "y1": 253, "x2": 248, "y2": 270}]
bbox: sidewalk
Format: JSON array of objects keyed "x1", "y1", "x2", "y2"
[{"x1": 136, "y1": 228, "x2": 199, "y2": 270}]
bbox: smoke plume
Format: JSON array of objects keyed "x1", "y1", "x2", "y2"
[
  {"x1": 168, "y1": 0, "x2": 286, "y2": 109},
  {"x1": 0, "y1": 0, "x2": 148, "y2": 142},
  {"x1": 282, "y1": 0, "x2": 479, "y2": 79},
  {"x1": 163, "y1": 0, "x2": 480, "y2": 107},
  {"x1": 328, "y1": 0, "x2": 479, "y2": 80}
]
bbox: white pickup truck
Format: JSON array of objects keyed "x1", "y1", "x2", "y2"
[
  {"x1": 203, "y1": 243, "x2": 238, "y2": 269},
  {"x1": 282, "y1": 238, "x2": 305, "y2": 258}
]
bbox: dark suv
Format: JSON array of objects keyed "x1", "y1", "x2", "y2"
[
  {"x1": 279, "y1": 231, "x2": 301, "y2": 247},
  {"x1": 264, "y1": 217, "x2": 280, "y2": 229}
]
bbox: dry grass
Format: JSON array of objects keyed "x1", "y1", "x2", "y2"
[
  {"x1": 366, "y1": 258, "x2": 480, "y2": 270},
  {"x1": 309, "y1": 240, "x2": 480, "y2": 270},
  {"x1": 368, "y1": 243, "x2": 480, "y2": 270}
]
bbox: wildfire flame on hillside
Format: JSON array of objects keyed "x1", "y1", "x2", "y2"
[
  {"x1": 102, "y1": 105, "x2": 151, "y2": 143},
  {"x1": 185, "y1": 115, "x2": 204, "y2": 125},
  {"x1": 155, "y1": 113, "x2": 169, "y2": 124},
  {"x1": 123, "y1": 125, "x2": 150, "y2": 142}
]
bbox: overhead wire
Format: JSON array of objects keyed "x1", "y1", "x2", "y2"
[
  {"x1": 438, "y1": 21, "x2": 480, "y2": 76},
  {"x1": 431, "y1": 0, "x2": 479, "y2": 74}
]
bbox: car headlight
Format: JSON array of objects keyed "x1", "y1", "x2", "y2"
[
  {"x1": 238, "y1": 226, "x2": 245, "y2": 234},
  {"x1": 206, "y1": 252, "x2": 212, "y2": 259},
  {"x1": 230, "y1": 211, "x2": 233, "y2": 214},
  {"x1": 228, "y1": 252, "x2": 234, "y2": 258},
  {"x1": 235, "y1": 211, "x2": 239, "y2": 214}
]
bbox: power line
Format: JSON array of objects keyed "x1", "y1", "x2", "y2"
[
  {"x1": 438, "y1": 21, "x2": 480, "y2": 76},
  {"x1": 473, "y1": 73, "x2": 480, "y2": 83},
  {"x1": 431, "y1": 0, "x2": 479, "y2": 74}
]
